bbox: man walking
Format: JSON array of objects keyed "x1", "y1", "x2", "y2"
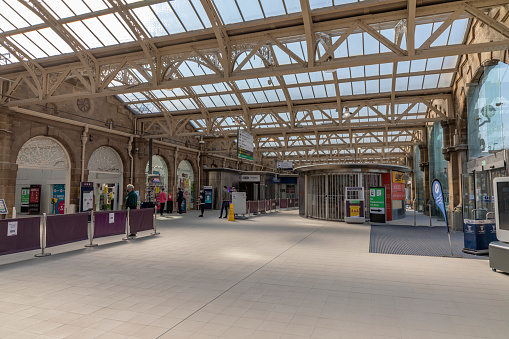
[
  {"x1": 177, "y1": 188, "x2": 184, "y2": 214},
  {"x1": 219, "y1": 186, "x2": 230, "y2": 219},
  {"x1": 158, "y1": 188, "x2": 167, "y2": 216}
]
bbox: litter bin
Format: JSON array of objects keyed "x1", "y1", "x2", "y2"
[{"x1": 453, "y1": 206, "x2": 463, "y2": 231}]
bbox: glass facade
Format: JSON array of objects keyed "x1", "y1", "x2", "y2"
[
  {"x1": 428, "y1": 122, "x2": 449, "y2": 217},
  {"x1": 467, "y1": 62, "x2": 509, "y2": 159}
]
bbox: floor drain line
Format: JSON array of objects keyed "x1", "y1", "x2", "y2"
[{"x1": 156, "y1": 222, "x2": 326, "y2": 338}]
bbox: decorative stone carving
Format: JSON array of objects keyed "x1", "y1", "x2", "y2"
[
  {"x1": 17, "y1": 136, "x2": 69, "y2": 170},
  {"x1": 88, "y1": 146, "x2": 123, "y2": 173}
]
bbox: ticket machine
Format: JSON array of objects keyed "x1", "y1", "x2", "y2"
[{"x1": 490, "y1": 178, "x2": 509, "y2": 273}]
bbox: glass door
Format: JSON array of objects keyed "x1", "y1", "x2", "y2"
[{"x1": 462, "y1": 173, "x2": 475, "y2": 220}]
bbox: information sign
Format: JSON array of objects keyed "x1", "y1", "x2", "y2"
[
  {"x1": 7, "y1": 221, "x2": 18, "y2": 236},
  {"x1": 276, "y1": 161, "x2": 293, "y2": 170},
  {"x1": 0, "y1": 199, "x2": 8, "y2": 214},
  {"x1": 369, "y1": 187, "x2": 386, "y2": 223},
  {"x1": 80, "y1": 182, "x2": 94, "y2": 212},
  {"x1": 237, "y1": 130, "x2": 254, "y2": 160},
  {"x1": 29, "y1": 185, "x2": 41, "y2": 215},
  {"x1": 52, "y1": 184, "x2": 65, "y2": 214}
]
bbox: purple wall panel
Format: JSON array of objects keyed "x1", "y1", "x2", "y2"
[
  {"x1": 249, "y1": 201, "x2": 258, "y2": 214},
  {"x1": 258, "y1": 201, "x2": 265, "y2": 213},
  {"x1": 0, "y1": 217, "x2": 41, "y2": 255},
  {"x1": 94, "y1": 211, "x2": 127, "y2": 238},
  {"x1": 280, "y1": 199, "x2": 288, "y2": 209},
  {"x1": 46, "y1": 213, "x2": 89, "y2": 248},
  {"x1": 129, "y1": 209, "x2": 153, "y2": 233}
]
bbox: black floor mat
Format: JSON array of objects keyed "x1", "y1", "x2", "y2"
[{"x1": 369, "y1": 224, "x2": 488, "y2": 260}]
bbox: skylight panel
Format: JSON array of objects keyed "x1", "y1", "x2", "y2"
[
  {"x1": 4, "y1": 0, "x2": 44, "y2": 28},
  {"x1": 0, "y1": 13, "x2": 15, "y2": 32},
  {"x1": 201, "y1": 84, "x2": 217, "y2": 93},
  {"x1": 264, "y1": 90, "x2": 280, "y2": 102},
  {"x1": 410, "y1": 59, "x2": 427, "y2": 73},
  {"x1": 365, "y1": 64, "x2": 379, "y2": 77},
  {"x1": 208, "y1": 95, "x2": 226, "y2": 107},
  {"x1": 283, "y1": 74, "x2": 298, "y2": 84},
  {"x1": 9, "y1": 34, "x2": 45, "y2": 58},
  {"x1": 161, "y1": 100, "x2": 177, "y2": 111},
  {"x1": 397, "y1": 61, "x2": 410, "y2": 74},
  {"x1": 24, "y1": 30, "x2": 61, "y2": 56},
  {"x1": 449, "y1": 18, "x2": 468, "y2": 45},
  {"x1": 408, "y1": 75, "x2": 424, "y2": 90},
  {"x1": 237, "y1": 1, "x2": 264, "y2": 21},
  {"x1": 283, "y1": 0, "x2": 301, "y2": 13},
  {"x1": 169, "y1": 0, "x2": 205, "y2": 31},
  {"x1": 84, "y1": 0, "x2": 109, "y2": 12},
  {"x1": 380, "y1": 78, "x2": 391, "y2": 92},
  {"x1": 300, "y1": 86, "x2": 315, "y2": 99},
  {"x1": 191, "y1": 86, "x2": 206, "y2": 94},
  {"x1": 379, "y1": 29, "x2": 394, "y2": 53},
  {"x1": 352, "y1": 81, "x2": 365, "y2": 95},
  {"x1": 288, "y1": 87, "x2": 303, "y2": 100},
  {"x1": 414, "y1": 23, "x2": 432, "y2": 48},
  {"x1": 365, "y1": 80, "x2": 379, "y2": 94},
  {"x1": 149, "y1": 2, "x2": 185, "y2": 34},
  {"x1": 395, "y1": 77, "x2": 409, "y2": 91},
  {"x1": 347, "y1": 34, "x2": 363, "y2": 56},
  {"x1": 98, "y1": 13, "x2": 134, "y2": 43},
  {"x1": 443, "y1": 56, "x2": 458, "y2": 69},
  {"x1": 286, "y1": 41, "x2": 306, "y2": 62},
  {"x1": 65, "y1": 21, "x2": 103, "y2": 49},
  {"x1": 41, "y1": 0, "x2": 75, "y2": 19},
  {"x1": 309, "y1": 0, "x2": 332, "y2": 9},
  {"x1": 214, "y1": 0, "x2": 243, "y2": 24},
  {"x1": 339, "y1": 82, "x2": 352, "y2": 96},
  {"x1": 426, "y1": 57, "x2": 444, "y2": 70},
  {"x1": 271, "y1": 45, "x2": 292, "y2": 65},
  {"x1": 132, "y1": 5, "x2": 167, "y2": 37},
  {"x1": 242, "y1": 92, "x2": 256, "y2": 104},
  {"x1": 253, "y1": 91, "x2": 269, "y2": 103},
  {"x1": 82, "y1": 17, "x2": 118, "y2": 46},
  {"x1": 312, "y1": 85, "x2": 327, "y2": 98},
  {"x1": 363, "y1": 33, "x2": 380, "y2": 55},
  {"x1": 200, "y1": 97, "x2": 215, "y2": 108},
  {"x1": 296, "y1": 73, "x2": 311, "y2": 83},
  {"x1": 308, "y1": 71, "x2": 323, "y2": 82},
  {"x1": 350, "y1": 66, "x2": 364, "y2": 78},
  {"x1": 63, "y1": 0, "x2": 92, "y2": 16},
  {"x1": 438, "y1": 73, "x2": 454, "y2": 87},
  {"x1": 430, "y1": 23, "x2": 451, "y2": 47},
  {"x1": 189, "y1": 0, "x2": 211, "y2": 27},
  {"x1": 325, "y1": 84, "x2": 335, "y2": 96}
]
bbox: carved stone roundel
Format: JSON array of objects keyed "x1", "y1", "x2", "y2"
[
  {"x1": 88, "y1": 146, "x2": 123, "y2": 174},
  {"x1": 77, "y1": 98, "x2": 91, "y2": 112},
  {"x1": 17, "y1": 136, "x2": 69, "y2": 170}
]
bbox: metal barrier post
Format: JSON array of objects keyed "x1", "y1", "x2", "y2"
[
  {"x1": 152, "y1": 206, "x2": 160, "y2": 235},
  {"x1": 85, "y1": 210, "x2": 98, "y2": 247},
  {"x1": 123, "y1": 208, "x2": 133, "y2": 240},
  {"x1": 12, "y1": 206, "x2": 16, "y2": 219},
  {"x1": 35, "y1": 213, "x2": 51, "y2": 257},
  {"x1": 428, "y1": 203, "x2": 433, "y2": 228},
  {"x1": 413, "y1": 200, "x2": 416, "y2": 227}
]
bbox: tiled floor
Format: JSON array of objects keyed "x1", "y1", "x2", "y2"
[{"x1": 1, "y1": 209, "x2": 508, "y2": 339}]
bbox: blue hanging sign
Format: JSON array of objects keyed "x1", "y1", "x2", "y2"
[{"x1": 432, "y1": 179, "x2": 448, "y2": 231}]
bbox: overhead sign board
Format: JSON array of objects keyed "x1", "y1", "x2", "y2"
[
  {"x1": 237, "y1": 130, "x2": 254, "y2": 160},
  {"x1": 392, "y1": 171, "x2": 406, "y2": 183},
  {"x1": 240, "y1": 175, "x2": 260, "y2": 182},
  {"x1": 277, "y1": 161, "x2": 293, "y2": 170}
]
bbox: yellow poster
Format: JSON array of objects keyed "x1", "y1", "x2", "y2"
[
  {"x1": 155, "y1": 187, "x2": 160, "y2": 194},
  {"x1": 103, "y1": 186, "x2": 108, "y2": 193},
  {"x1": 392, "y1": 171, "x2": 405, "y2": 183},
  {"x1": 350, "y1": 206, "x2": 359, "y2": 217}
]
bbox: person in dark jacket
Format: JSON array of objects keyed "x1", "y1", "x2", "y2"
[
  {"x1": 125, "y1": 184, "x2": 137, "y2": 236},
  {"x1": 177, "y1": 188, "x2": 184, "y2": 214},
  {"x1": 219, "y1": 186, "x2": 230, "y2": 218},
  {"x1": 199, "y1": 190, "x2": 205, "y2": 217}
]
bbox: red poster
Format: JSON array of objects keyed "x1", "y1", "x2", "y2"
[
  {"x1": 392, "y1": 183, "x2": 406, "y2": 200},
  {"x1": 29, "y1": 187, "x2": 40, "y2": 203},
  {"x1": 382, "y1": 173, "x2": 392, "y2": 221}
]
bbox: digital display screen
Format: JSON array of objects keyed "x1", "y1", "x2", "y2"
[{"x1": 496, "y1": 182, "x2": 509, "y2": 231}]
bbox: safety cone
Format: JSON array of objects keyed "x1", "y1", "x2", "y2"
[{"x1": 228, "y1": 202, "x2": 235, "y2": 222}]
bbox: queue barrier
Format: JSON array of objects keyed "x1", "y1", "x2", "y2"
[
  {"x1": 0, "y1": 217, "x2": 41, "y2": 255},
  {"x1": 280, "y1": 199, "x2": 288, "y2": 209},
  {"x1": 258, "y1": 201, "x2": 266, "y2": 213},
  {"x1": 0, "y1": 207, "x2": 157, "y2": 258}
]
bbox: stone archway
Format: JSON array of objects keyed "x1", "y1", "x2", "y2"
[
  {"x1": 16, "y1": 136, "x2": 71, "y2": 214},
  {"x1": 88, "y1": 146, "x2": 124, "y2": 211}
]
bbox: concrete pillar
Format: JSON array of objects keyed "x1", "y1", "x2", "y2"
[{"x1": 0, "y1": 108, "x2": 16, "y2": 219}]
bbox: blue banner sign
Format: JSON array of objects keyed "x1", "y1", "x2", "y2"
[{"x1": 432, "y1": 179, "x2": 448, "y2": 231}]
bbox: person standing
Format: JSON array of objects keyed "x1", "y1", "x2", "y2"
[
  {"x1": 199, "y1": 190, "x2": 205, "y2": 217},
  {"x1": 167, "y1": 191, "x2": 173, "y2": 214},
  {"x1": 125, "y1": 184, "x2": 137, "y2": 237},
  {"x1": 158, "y1": 188, "x2": 167, "y2": 216},
  {"x1": 219, "y1": 186, "x2": 230, "y2": 219},
  {"x1": 177, "y1": 188, "x2": 184, "y2": 214}
]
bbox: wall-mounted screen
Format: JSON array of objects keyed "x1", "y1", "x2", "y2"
[{"x1": 493, "y1": 178, "x2": 509, "y2": 242}]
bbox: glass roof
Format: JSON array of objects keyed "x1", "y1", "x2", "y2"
[{"x1": 0, "y1": 0, "x2": 471, "y2": 154}]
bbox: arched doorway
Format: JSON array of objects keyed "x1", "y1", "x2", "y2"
[
  {"x1": 145, "y1": 155, "x2": 169, "y2": 203},
  {"x1": 87, "y1": 146, "x2": 124, "y2": 211},
  {"x1": 177, "y1": 160, "x2": 194, "y2": 211},
  {"x1": 15, "y1": 136, "x2": 71, "y2": 215}
]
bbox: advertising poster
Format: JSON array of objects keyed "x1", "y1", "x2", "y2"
[
  {"x1": 204, "y1": 186, "x2": 213, "y2": 209},
  {"x1": 392, "y1": 183, "x2": 406, "y2": 200},
  {"x1": 381, "y1": 173, "x2": 392, "y2": 221},
  {"x1": 80, "y1": 182, "x2": 94, "y2": 212},
  {"x1": 21, "y1": 187, "x2": 30, "y2": 213},
  {"x1": 29, "y1": 185, "x2": 41, "y2": 215},
  {"x1": 52, "y1": 184, "x2": 66, "y2": 214}
]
